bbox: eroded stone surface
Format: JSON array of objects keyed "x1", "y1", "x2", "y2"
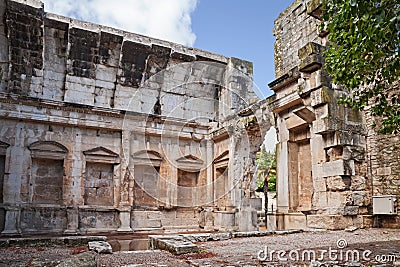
[
  {"x1": 88, "y1": 241, "x2": 113, "y2": 254},
  {"x1": 269, "y1": 0, "x2": 399, "y2": 231},
  {"x1": 0, "y1": 0, "x2": 272, "y2": 235}
]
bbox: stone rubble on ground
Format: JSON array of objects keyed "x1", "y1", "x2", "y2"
[{"x1": 88, "y1": 241, "x2": 113, "y2": 254}]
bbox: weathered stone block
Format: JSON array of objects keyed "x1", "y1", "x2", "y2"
[
  {"x1": 344, "y1": 206, "x2": 359, "y2": 216},
  {"x1": 298, "y1": 42, "x2": 324, "y2": 60},
  {"x1": 324, "y1": 131, "x2": 366, "y2": 148},
  {"x1": 149, "y1": 235, "x2": 199, "y2": 255},
  {"x1": 326, "y1": 176, "x2": 350, "y2": 191},
  {"x1": 314, "y1": 160, "x2": 355, "y2": 178},
  {"x1": 20, "y1": 208, "x2": 67, "y2": 233},
  {"x1": 214, "y1": 211, "x2": 235, "y2": 230},
  {"x1": 306, "y1": 0, "x2": 322, "y2": 19},
  {"x1": 310, "y1": 86, "x2": 333, "y2": 107},
  {"x1": 352, "y1": 191, "x2": 370, "y2": 206},
  {"x1": 276, "y1": 212, "x2": 306, "y2": 230},
  {"x1": 88, "y1": 241, "x2": 112, "y2": 254},
  {"x1": 299, "y1": 54, "x2": 323, "y2": 73},
  {"x1": 327, "y1": 191, "x2": 352, "y2": 209},
  {"x1": 376, "y1": 167, "x2": 392, "y2": 176},
  {"x1": 312, "y1": 192, "x2": 328, "y2": 212},
  {"x1": 351, "y1": 176, "x2": 367, "y2": 191},
  {"x1": 307, "y1": 214, "x2": 353, "y2": 230}
]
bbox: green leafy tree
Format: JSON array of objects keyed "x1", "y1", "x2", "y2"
[
  {"x1": 256, "y1": 145, "x2": 276, "y2": 192},
  {"x1": 321, "y1": 0, "x2": 400, "y2": 134}
]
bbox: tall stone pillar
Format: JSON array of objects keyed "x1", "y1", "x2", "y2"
[
  {"x1": 276, "y1": 141, "x2": 289, "y2": 213},
  {"x1": 170, "y1": 167, "x2": 178, "y2": 207},
  {"x1": 206, "y1": 139, "x2": 214, "y2": 205},
  {"x1": 117, "y1": 130, "x2": 132, "y2": 232}
]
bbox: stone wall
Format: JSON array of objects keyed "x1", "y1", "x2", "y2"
[
  {"x1": 0, "y1": 0, "x2": 273, "y2": 235},
  {"x1": 365, "y1": 105, "x2": 400, "y2": 228},
  {"x1": 270, "y1": 0, "x2": 372, "y2": 230},
  {"x1": 273, "y1": 0, "x2": 322, "y2": 78}
]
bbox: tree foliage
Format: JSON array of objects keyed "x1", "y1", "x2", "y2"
[
  {"x1": 321, "y1": 0, "x2": 400, "y2": 134},
  {"x1": 256, "y1": 145, "x2": 276, "y2": 192}
]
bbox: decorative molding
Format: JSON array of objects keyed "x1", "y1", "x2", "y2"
[
  {"x1": 28, "y1": 141, "x2": 68, "y2": 159},
  {"x1": 176, "y1": 154, "x2": 204, "y2": 171},
  {"x1": 83, "y1": 147, "x2": 120, "y2": 164},
  {"x1": 214, "y1": 151, "x2": 229, "y2": 168},
  {"x1": 132, "y1": 150, "x2": 163, "y2": 167}
]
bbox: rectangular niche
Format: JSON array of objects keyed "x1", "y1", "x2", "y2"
[
  {"x1": 32, "y1": 158, "x2": 64, "y2": 204},
  {"x1": 177, "y1": 169, "x2": 199, "y2": 207},
  {"x1": 134, "y1": 165, "x2": 160, "y2": 207},
  {"x1": 215, "y1": 166, "x2": 228, "y2": 206},
  {"x1": 84, "y1": 162, "x2": 114, "y2": 206}
]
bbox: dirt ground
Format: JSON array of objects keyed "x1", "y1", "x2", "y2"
[{"x1": 1, "y1": 228, "x2": 400, "y2": 267}]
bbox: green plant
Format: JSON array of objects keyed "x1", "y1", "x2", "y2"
[
  {"x1": 255, "y1": 146, "x2": 277, "y2": 192},
  {"x1": 321, "y1": 0, "x2": 400, "y2": 134}
]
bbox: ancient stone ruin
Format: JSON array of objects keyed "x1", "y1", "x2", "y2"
[
  {"x1": 0, "y1": 0, "x2": 273, "y2": 235},
  {"x1": 0, "y1": 0, "x2": 399, "y2": 236},
  {"x1": 270, "y1": 0, "x2": 400, "y2": 230}
]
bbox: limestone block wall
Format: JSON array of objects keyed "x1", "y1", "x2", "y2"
[
  {"x1": 0, "y1": 0, "x2": 265, "y2": 235},
  {"x1": 273, "y1": 0, "x2": 322, "y2": 78},
  {"x1": 0, "y1": 0, "x2": 258, "y2": 120},
  {"x1": 365, "y1": 108, "x2": 400, "y2": 228}
]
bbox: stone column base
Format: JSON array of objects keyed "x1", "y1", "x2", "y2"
[
  {"x1": 276, "y1": 212, "x2": 306, "y2": 230},
  {"x1": 117, "y1": 209, "x2": 132, "y2": 232}
]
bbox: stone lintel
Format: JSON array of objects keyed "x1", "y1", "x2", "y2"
[
  {"x1": 270, "y1": 93, "x2": 302, "y2": 114},
  {"x1": 323, "y1": 131, "x2": 366, "y2": 148},
  {"x1": 306, "y1": 0, "x2": 322, "y2": 20},
  {"x1": 299, "y1": 54, "x2": 323, "y2": 73},
  {"x1": 310, "y1": 86, "x2": 332, "y2": 107},
  {"x1": 298, "y1": 42, "x2": 324, "y2": 60},
  {"x1": 268, "y1": 67, "x2": 300, "y2": 91},
  {"x1": 83, "y1": 147, "x2": 120, "y2": 164},
  {"x1": 285, "y1": 114, "x2": 308, "y2": 131},
  {"x1": 293, "y1": 106, "x2": 316, "y2": 123}
]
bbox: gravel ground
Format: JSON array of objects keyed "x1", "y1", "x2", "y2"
[
  {"x1": 97, "y1": 250, "x2": 192, "y2": 267},
  {"x1": 190, "y1": 228, "x2": 400, "y2": 266},
  {"x1": 1, "y1": 229, "x2": 400, "y2": 266},
  {"x1": 0, "y1": 245, "x2": 88, "y2": 266}
]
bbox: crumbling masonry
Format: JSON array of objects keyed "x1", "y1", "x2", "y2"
[
  {"x1": 0, "y1": 0, "x2": 399, "y2": 236},
  {"x1": 0, "y1": 0, "x2": 273, "y2": 235},
  {"x1": 270, "y1": 0, "x2": 400, "y2": 230}
]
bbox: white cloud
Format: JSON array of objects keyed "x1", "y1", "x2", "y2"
[
  {"x1": 263, "y1": 127, "x2": 277, "y2": 153},
  {"x1": 42, "y1": 0, "x2": 198, "y2": 46}
]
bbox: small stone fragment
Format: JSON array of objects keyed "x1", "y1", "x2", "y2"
[{"x1": 88, "y1": 241, "x2": 112, "y2": 254}]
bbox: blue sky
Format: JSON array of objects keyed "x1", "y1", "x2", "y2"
[{"x1": 191, "y1": 0, "x2": 294, "y2": 97}]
